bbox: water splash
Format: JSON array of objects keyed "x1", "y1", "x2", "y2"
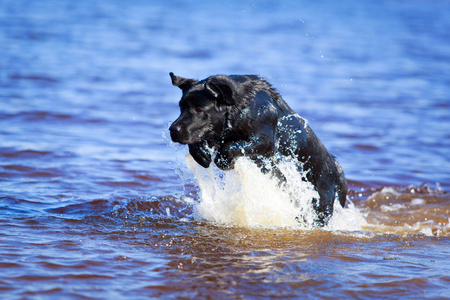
[{"x1": 185, "y1": 153, "x2": 365, "y2": 230}]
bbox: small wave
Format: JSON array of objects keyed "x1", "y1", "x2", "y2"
[
  {"x1": 97, "y1": 181, "x2": 147, "y2": 188},
  {"x1": 111, "y1": 196, "x2": 193, "y2": 220},
  {"x1": 46, "y1": 199, "x2": 111, "y2": 216},
  {"x1": 0, "y1": 111, "x2": 106, "y2": 124},
  {"x1": 0, "y1": 149, "x2": 53, "y2": 159},
  {"x1": 10, "y1": 73, "x2": 59, "y2": 83},
  {"x1": 45, "y1": 196, "x2": 194, "y2": 223}
]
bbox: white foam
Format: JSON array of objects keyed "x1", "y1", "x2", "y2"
[
  {"x1": 380, "y1": 203, "x2": 406, "y2": 212},
  {"x1": 410, "y1": 198, "x2": 426, "y2": 206},
  {"x1": 185, "y1": 153, "x2": 365, "y2": 230}
]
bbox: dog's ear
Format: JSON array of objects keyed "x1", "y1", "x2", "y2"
[
  {"x1": 204, "y1": 76, "x2": 235, "y2": 105},
  {"x1": 170, "y1": 72, "x2": 197, "y2": 91}
]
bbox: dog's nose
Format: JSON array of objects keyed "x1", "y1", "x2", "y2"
[{"x1": 169, "y1": 124, "x2": 181, "y2": 133}]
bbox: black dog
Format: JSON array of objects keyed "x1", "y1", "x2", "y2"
[{"x1": 169, "y1": 72, "x2": 347, "y2": 225}]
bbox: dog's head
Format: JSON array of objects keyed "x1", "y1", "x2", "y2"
[{"x1": 169, "y1": 72, "x2": 237, "y2": 145}]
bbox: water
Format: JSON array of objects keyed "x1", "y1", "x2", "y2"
[{"x1": 1, "y1": 0, "x2": 449, "y2": 298}]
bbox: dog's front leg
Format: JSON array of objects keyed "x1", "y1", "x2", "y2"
[{"x1": 214, "y1": 143, "x2": 241, "y2": 170}]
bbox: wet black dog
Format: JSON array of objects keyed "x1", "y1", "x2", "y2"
[{"x1": 169, "y1": 72, "x2": 347, "y2": 225}]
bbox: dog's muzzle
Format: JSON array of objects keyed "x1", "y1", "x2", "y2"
[{"x1": 169, "y1": 123, "x2": 184, "y2": 143}]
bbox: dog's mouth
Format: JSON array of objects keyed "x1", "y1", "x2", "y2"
[
  {"x1": 170, "y1": 132, "x2": 202, "y2": 145},
  {"x1": 169, "y1": 122, "x2": 206, "y2": 145}
]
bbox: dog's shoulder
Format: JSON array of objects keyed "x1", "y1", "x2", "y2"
[{"x1": 246, "y1": 76, "x2": 294, "y2": 115}]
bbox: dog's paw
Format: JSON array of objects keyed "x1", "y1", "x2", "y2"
[
  {"x1": 214, "y1": 155, "x2": 233, "y2": 170},
  {"x1": 189, "y1": 142, "x2": 212, "y2": 168},
  {"x1": 214, "y1": 150, "x2": 235, "y2": 170}
]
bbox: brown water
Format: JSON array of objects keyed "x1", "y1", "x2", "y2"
[{"x1": 1, "y1": 0, "x2": 450, "y2": 299}]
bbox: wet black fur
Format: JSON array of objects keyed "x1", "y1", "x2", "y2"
[{"x1": 169, "y1": 72, "x2": 347, "y2": 225}]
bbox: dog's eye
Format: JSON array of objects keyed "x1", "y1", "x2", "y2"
[{"x1": 195, "y1": 107, "x2": 203, "y2": 113}]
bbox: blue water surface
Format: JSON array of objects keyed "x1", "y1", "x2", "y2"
[{"x1": 0, "y1": 0, "x2": 449, "y2": 298}]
